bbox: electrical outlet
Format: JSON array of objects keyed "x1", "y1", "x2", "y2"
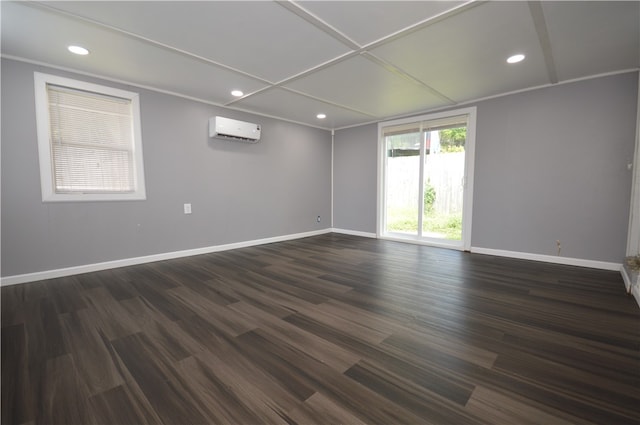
[
  {"x1": 184, "y1": 203, "x2": 192, "y2": 214},
  {"x1": 317, "y1": 215, "x2": 321, "y2": 223}
]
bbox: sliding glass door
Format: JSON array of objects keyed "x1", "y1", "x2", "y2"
[{"x1": 378, "y1": 108, "x2": 476, "y2": 250}]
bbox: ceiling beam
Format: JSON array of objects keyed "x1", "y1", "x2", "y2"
[
  {"x1": 272, "y1": 0, "x2": 481, "y2": 109},
  {"x1": 276, "y1": 1, "x2": 361, "y2": 50},
  {"x1": 528, "y1": 1, "x2": 559, "y2": 84}
]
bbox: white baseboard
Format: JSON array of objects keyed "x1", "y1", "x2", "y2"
[
  {"x1": 331, "y1": 228, "x2": 377, "y2": 238},
  {"x1": 470, "y1": 247, "x2": 622, "y2": 271},
  {"x1": 2, "y1": 231, "x2": 629, "y2": 289},
  {"x1": 621, "y1": 265, "x2": 633, "y2": 292},
  {"x1": 632, "y1": 282, "x2": 640, "y2": 308},
  {"x1": 620, "y1": 265, "x2": 640, "y2": 308},
  {"x1": 328, "y1": 235, "x2": 621, "y2": 270},
  {"x1": 0, "y1": 228, "x2": 332, "y2": 286}
]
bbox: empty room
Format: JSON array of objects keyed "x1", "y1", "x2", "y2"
[{"x1": 1, "y1": 1, "x2": 639, "y2": 424}]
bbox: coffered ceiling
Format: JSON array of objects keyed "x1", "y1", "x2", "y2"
[{"x1": 2, "y1": 1, "x2": 638, "y2": 130}]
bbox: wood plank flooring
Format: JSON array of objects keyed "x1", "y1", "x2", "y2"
[{"x1": 2, "y1": 233, "x2": 639, "y2": 424}]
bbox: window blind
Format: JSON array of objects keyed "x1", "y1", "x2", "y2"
[
  {"x1": 382, "y1": 114, "x2": 467, "y2": 138},
  {"x1": 421, "y1": 114, "x2": 467, "y2": 132},
  {"x1": 47, "y1": 84, "x2": 136, "y2": 193},
  {"x1": 382, "y1": 122, "x2": 421, "y2": 137}
]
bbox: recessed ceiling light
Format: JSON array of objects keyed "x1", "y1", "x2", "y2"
[
  {"x1": 317, "y1": 113, "x2": 326, "y2": 119},
  {"x1": 507, "y1": 54, "x2": 525, "y2": 64},
  {"x1": 68, "y1": 45, "x2": 89, "y2": 55},
  {"x1": 231, "y1": 90, "x2": 244, "y2": 97}
]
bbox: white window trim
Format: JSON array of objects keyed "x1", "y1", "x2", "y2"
[
  {"x1": 377, "y1": 106, "x2": 477, "y2": 251},
  {"x1": 34, "y1": 72, "x2": 146, "y2": 202}
]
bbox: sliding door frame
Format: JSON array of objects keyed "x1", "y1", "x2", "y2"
[{"x1": 377, "y1": 107, "x2": 477, "y2": 251}]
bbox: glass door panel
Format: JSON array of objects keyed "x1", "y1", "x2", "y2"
[
  {"x1": 422, "y1": 126, "x2": 466, "y2": 241},
  {"x1": 384, "y1": 129, "x2": 421, "y2": 236}
]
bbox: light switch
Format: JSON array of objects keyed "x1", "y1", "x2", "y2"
[{"x1": 184, "y1": 203, "x2": 192, "y2": 214}]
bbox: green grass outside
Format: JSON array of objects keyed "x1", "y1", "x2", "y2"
[{"x1": 387, "y1": 208, "x2": 462, "y2": 240}]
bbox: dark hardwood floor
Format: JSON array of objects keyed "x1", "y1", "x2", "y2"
[{"x1": 2, "y1": 233, "x2": 639, "y2": 424}]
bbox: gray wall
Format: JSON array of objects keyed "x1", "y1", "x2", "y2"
[
  {"x1": 1, "y1": 59, "x2": 331, "y2": 277},
  {"x1": 333, "y1": 124, "x2": 378, "y2": 233},
  {"x1": 334, "y1": 72, "x2": 638, "y2": 263}
]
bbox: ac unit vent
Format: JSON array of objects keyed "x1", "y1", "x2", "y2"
[{"x1": 209, "y1": 116, "x2": 261, "y2": 143}]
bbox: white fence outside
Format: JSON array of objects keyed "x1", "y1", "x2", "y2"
[{"x1": 387, "y1": 152, "x2": 465, "y2": 215}]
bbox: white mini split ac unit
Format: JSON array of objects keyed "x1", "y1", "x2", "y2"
[{"x1": 209, "y1": 116, "x2": 261, "y2": 143}]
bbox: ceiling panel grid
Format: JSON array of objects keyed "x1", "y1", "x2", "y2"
[{"x1": 1, "y1": 1, "x2": 638, "y2": 129}]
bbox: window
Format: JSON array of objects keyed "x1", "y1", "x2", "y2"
[{"x1": 34, "y1": 72, "x2": 146, "y2": 202}]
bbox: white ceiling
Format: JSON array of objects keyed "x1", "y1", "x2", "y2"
[{"x1": 2, "y1": 1, "x2": 638, "y2": 130}]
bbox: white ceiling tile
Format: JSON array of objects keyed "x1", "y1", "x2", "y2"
[
  {"x1": 285, "y1": 55, "x2": 452, "y2": 118},
  {"x1": 542, "y1": 1, "x2": 640, "y2": 81},
  {"x1": 370, "y1": 2, "x2": 550, "y2": 103},
  {"x1": 234, "y1": 88, "x2": 374, "y2": 129},
  {"x1": 299, "y1": 1, "x2": 465, "y2": 46},
  {"x1": 43, "y1": 1, "x2": 351, "y2": 82},
  {"x1": 1, "y1": 2, "x2": 268, "y2": 104},
  {"x1": 1, "y1": 0, "x2": 637, "y2": 130}
]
